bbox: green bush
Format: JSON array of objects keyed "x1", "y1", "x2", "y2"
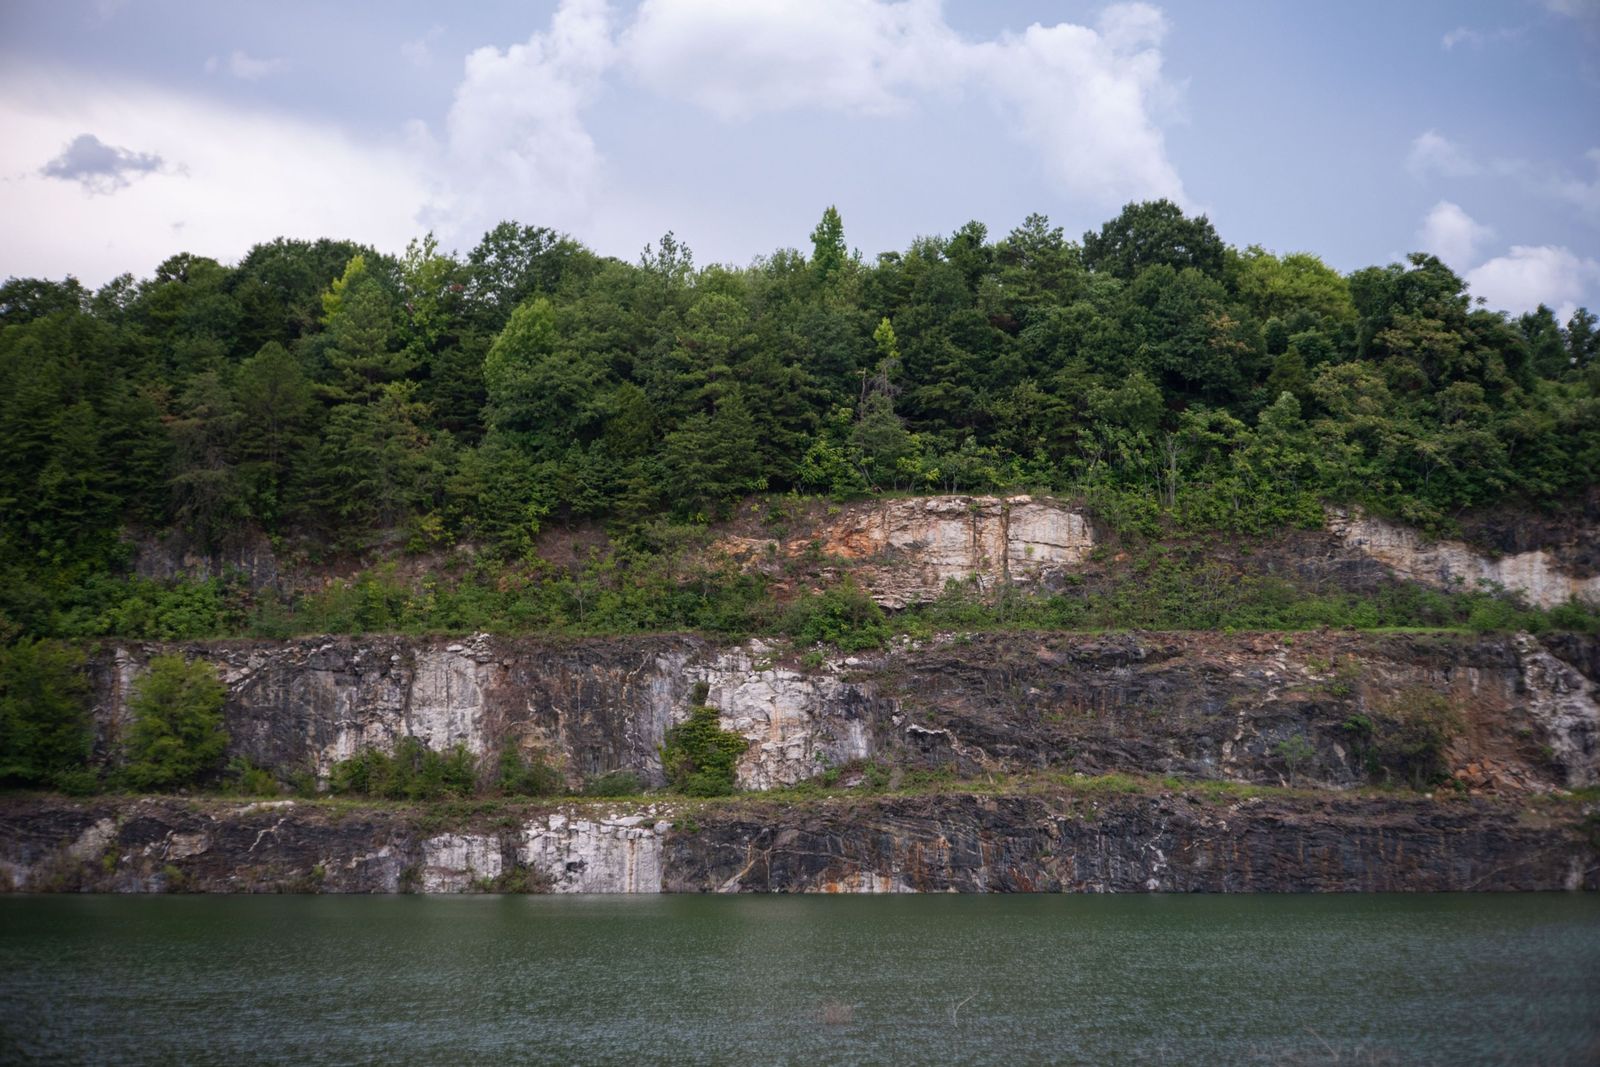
[
  {"x1": 783, "y1": 578, "x2": 891, "y2": 650},
  {"x1": 0, "y1": 639, "x2": 93, "y2": 788},
  {"x1": 1344, "y1": 691, "x2": 1462, "y2": 789},
  {"x1": 660, "y1": 705, "x2": 748, "y2": 796},
  {"x1": 583, "y1": 770, "x2": 643, "y2": 796},
  {"x1": 328, "y1": 737, "x2": 477, "y2": 800},
  {"x1": 222, "y1": 757, "x2": 279, "y2": 796},
  {"x1": 497, "y1": 746, "x2": 563, "y2": 796},
  {"x1": 123, "y1": 655, "x2": 228, "y2": 791}
]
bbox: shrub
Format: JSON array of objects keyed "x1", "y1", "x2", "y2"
[
  {"x1": 123, "y1": 655, "x2": 228, "y2": 791},
  {"x1": 783, "y1": 578, "x2": 891, "y2": 651},
  {"x1": 660, "y1": 705, "x2": 748, "y2": 796},
  {"x1": 0, "y1": 639, "x2": 93, "y2": 788},
  {"x1": 583, "y1": 770, "x2": 643, "y2": 796},
  {"x1": 498, "y1": 746, "x2": 563, "y2": 796},
  {"x1": 328, "y1": 737, "x2": 478, "y2": 800},
  {"x1": 1272, "y1": 734, "x2": 1316, "y2": 785},
  {"x1": 1345, "y1": 691, "x2": 1462, "y2": 789},
  {"x1": 222, "y1": 757, "x2": 279, "y2": 796}
]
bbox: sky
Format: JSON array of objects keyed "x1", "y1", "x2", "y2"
[{"x1": 2, "y1": 0, "x2": 1598, "y2": 320}]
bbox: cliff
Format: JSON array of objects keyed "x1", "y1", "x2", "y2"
[
  {"x1": 3, "y1": 790, "x2": 1592, "y2": 894},
  {"x1": 87, "y1": 630, "x2": 1600, "y2": 795}
]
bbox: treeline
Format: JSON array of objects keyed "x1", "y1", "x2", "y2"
[{"x1": 2, "y1": 201, "x2": 1597, "y2": 637}]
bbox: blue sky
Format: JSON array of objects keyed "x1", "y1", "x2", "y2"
[{"x1": 2, "y1": 0, "x2": 1597, "y2": 318}]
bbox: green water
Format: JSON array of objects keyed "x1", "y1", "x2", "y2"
[{"x1": 1, "y1": 895, "x2": 1596, "y2": 1066}]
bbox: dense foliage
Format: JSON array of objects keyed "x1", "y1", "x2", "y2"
[
  {"x1": 0, "y1": 639, "x2": 92, "y2": 789},
  {"x1": 123, "y1": 654, "x2": 228, "y2": 790},
  {"x1": 660, "y1": 698, "x2": 749, "y2": 797},
  {"x1": 328, "y1": 737, "x2": 477, "y2": 801},
  {"x1": 3, "y1": 203, "x2": 1595, "y2": 642}
]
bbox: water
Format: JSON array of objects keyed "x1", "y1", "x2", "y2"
[{"x1": 1, "y1": 895, "x2": 1596, "y2": 1066}]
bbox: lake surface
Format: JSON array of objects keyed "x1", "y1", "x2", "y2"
[{"x1": 2, "y1": 894, "x2": 1597, "y2": 1065}]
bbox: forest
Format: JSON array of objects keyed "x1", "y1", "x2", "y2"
[{"x1": 0, "y1": 199, "x2": 1596, "y2": 648}]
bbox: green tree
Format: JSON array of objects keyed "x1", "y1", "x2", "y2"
[
  {"x1": 233, "y1": 341, "x2": 315, "y2": 524},
  {"x1": 660, "y1": 703, "x2": 747, "y2": 796},
  {"x1": 484, "y1": 296, "x2": 608, "y2": 454},
  {"x1": 0, "y1": 640, "x2": 92, "y2": 788},
  {"x1": 661, "y1": 391, "x2": 768, "y2": 512},
  {"x1": 1083, "y1": 199, "x2": 1227, "y2": 281},
  {"x1": 810, "y1": 205, "x2": 848, "y2": 288},
  {"x1": 124, "y1": 655, "x2": 228, "y2": 791}
]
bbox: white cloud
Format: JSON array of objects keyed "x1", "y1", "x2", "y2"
[
  {"x1": 423, "y1": 0, "x2": 615, "y2": 243},
  {"x1": 1543, "y1": 147, "x2": 1600, "y2": 222},
  {"x1": 1466, "y1": 245, "x2": 1599, "y2": 321},
  {"x1": 0, "y1": 72, "x2": 427, "y2": 286},
  {"x1": 204, "y1": 50, "x2": 288, "y2": 81},
  {"x1": 617, "y1": 0, "x2": 1187, "y2": 207},
  {"x1": 1441, "y1": 25, "x2": 1521, "y2": 49},
  {"x1": 1406, "y1": 130, "x2": 1479, "y2": 179},
  {"x1": 1416, "y1": 201, "x2": 1493, "y2": 269},
  {"x1": 1542, "y1": 0, "x2": 1599, "y2": 20},
  {"x1": 622, "y1": 0, "x2": 960, "y2": 118},
  {"x1": 972, "y1": 5, "x2": 1186, "y2": 207},
  {"x1": 402, "y1": 26, "x2": 445, "y2": 69}
]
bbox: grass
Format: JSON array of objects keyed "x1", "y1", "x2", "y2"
[{"x1": 22, "y1": 765, "x2": 1598, "y2": 824}]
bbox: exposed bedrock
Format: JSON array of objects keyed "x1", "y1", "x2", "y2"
[
  {"x1": 127, "y1": 496, "x2": 1600, "y2": 614},
  {"x1": 88, "y1": 630, "x2": 1600, "y2": 794},
  {"x1": 1, "y1": 793, "x2": 1592, "y2": 894},
  {"x1": 1325, "y1": 507, "x2": 1600, "y2": 609}
]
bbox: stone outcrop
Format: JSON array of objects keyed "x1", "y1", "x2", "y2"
[
  {"x1": 715, "y1": 495, "x2": 1096, "y2": 607},
  {"x1": 1326, "y1": 507, "x2": 1600, "y2": 609},
  {"x1": 1, "y1": 792, "x2": 1592, "y2": 894},
  {"x1": 87, "y1": 630, "x2": 1600, "y2": 795}
]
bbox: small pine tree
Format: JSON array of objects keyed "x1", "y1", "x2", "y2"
[{"x1": 123, "y1": 655, "x2": 228, "y2": 791}]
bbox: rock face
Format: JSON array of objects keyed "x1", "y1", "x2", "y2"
[
  {"x1": 1327, "y1": 507, "x2": 1600, "y2": 609},
  {"x1": 1, "y1": 793, "x2": 1592, "y2": 894},
  {"x1": 715, "y1": 495, "x2": 1096, "y2": 607},
  {"x1": 87, "y1": 631, "x2": 1600, "y2": 795}
]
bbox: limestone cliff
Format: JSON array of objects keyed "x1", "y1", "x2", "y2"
[
  {"x1": 1325, "y1": 507, "x2": 1600, "y2": 609},
  {"x1": 87, "y1": 630, "x2": 1600, "y2": 795}
]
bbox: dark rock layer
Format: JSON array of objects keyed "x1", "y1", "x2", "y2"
[{"x1": 2, "y1": 792, "x2": 1593, "y2": 894}]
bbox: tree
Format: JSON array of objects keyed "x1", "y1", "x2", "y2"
[
  {"x1": 466, "y1": 222, "x2": 581, "y2": 328},
  {"x1": 123, "y1": 655, "x2": 228, "y2": 790},
  {"x1": 313, "y1": 382, "x2": 440, "y2": 532},
  {"x1": 233, "y1": 341, "x2": 315, "y2": 523},
  {"x1": 660, "y1": 702, "x2": 747, "y2": 796},
  {"x1": 483, "y1": 296, "x2": 608, "y2": 453},
  {"x1": 1083, "y1": 200, "x2": 1227, "y2": 281},
  {"x1": 0, "y1": 640, "x2": 92, "y2": 788},
  {"x1": 167, "y1": 370, "x2": 245, "y2": 545},
  {"x1": 661, "y1": 391, "x2": 767, "y2": 512},
  {"x1": 810, "y1": 205, "x2": 848, "y2": 287}
]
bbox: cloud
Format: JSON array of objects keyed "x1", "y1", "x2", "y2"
[
  {"x1": 1440, "y1": 25, "x2": 1521, "y2": 49},
  {"x1": 1541, "y1": 0, "x2": 1599, "y2": 20},
  {"x1": 1407, "y1": 130, "x2": 1600, "y2": 225},
  {"x1": 973, "y1": 5, "x2": 1186, "y2": 207},
  {"x1": 1, "y1": 72, "x2": 427, "y2": 286},
  {"x1": 1543, "y1": 147, "x2": 1600, "y2": 222},
  {"x1": 622, "y1": 0, "x2": 960, "y2": 118},
  {"x1": 424, "y1": 0, "x2": 615, "y2": 243},
  {"x1": 38, "y1": 133, "x2": 164, "y2": 194},
  {"x1": 204, "y1": 50, "x2": 287, "y2": 81},
  {"x1": 617, "y1": 0, "x2": 1187, "y2": 206},
  {"x1": 402, "y1": 27, "x2": 445, "y2": 69},
  {"x1": 1416, "y1": 201, "x2": 1493, "y2": 269},
  {"x1": 1466, "y1": 245, "x2": 1599, "y2": 320},
  {"x1": 1406, "y1": 130, "x2": 1479, "y2": 179}
]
